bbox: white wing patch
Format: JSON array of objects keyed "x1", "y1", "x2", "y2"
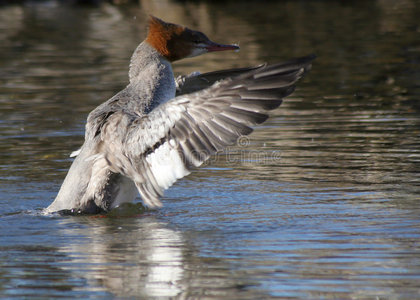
[{"x1": 145, "y1": 139, "x2": 190, "y2": 190}]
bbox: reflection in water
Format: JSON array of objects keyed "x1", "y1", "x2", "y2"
[
  {"x1": 55, "y1": 215, "x2": 263, "y2": 298},
  {"x1": 1, "y1": 0, "x2": 420, "y2": 298},
  {"x1": 59, "y1": 217, "x2": 184, "y2": 297}
]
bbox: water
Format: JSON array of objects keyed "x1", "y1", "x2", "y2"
[{"x1": 1, "y1": 0, "x2": 420, "y2": 298}]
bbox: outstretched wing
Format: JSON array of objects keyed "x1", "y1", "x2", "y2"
[{"x1": 100, "y1": 55, "x2": 315, "y2": 208}]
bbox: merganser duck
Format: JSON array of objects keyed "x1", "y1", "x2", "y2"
[{"x1": 46, "y1": 16, "x2": 315, "y2": 214}]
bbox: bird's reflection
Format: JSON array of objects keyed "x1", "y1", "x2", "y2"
[
  {"x1": 55, "y1": 212, "x2": 262, "y2": 298},
  {"x1": 57, "y1": 214, "x2": 186, "y2": 297}
]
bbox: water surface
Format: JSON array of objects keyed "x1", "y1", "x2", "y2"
[{"x1": 1, "y1": 0, "x2": 420, "y2": 298}]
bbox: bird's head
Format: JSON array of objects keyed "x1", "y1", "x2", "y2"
[{"x1": 145, "y1": 16, "x2": 239, "y2": 62}]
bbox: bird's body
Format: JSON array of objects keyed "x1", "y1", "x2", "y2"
[{"x1": 46, "y1": 16, "x2": 314, "y2": 214}]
